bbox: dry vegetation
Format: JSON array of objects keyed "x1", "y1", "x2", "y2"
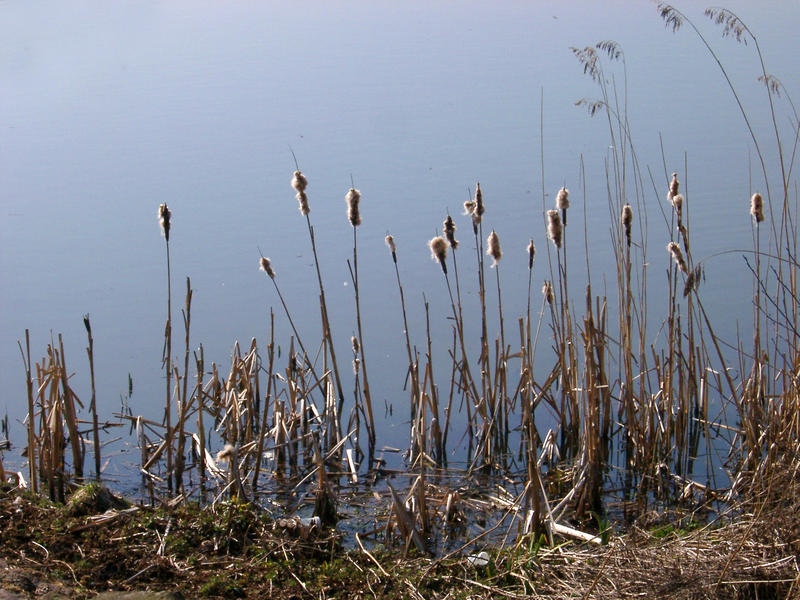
[{"x1": 2, "y1": 4, "x2": 799, "y2": 598}]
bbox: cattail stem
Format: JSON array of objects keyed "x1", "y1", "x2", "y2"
[
  {"x1": 163, "y1": 236, "x2": 173, "y2": 494},
  {"x1": 304, "y1": 214, "x2": 346, "y2": 436},
  {"x1": 386, "y1": 235, "x2": 421, "y2": 428},
  {"x1": 349, "y1": 225, "x2": 375, "y2": 462}
]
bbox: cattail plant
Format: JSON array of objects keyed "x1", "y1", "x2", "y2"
[
  {"x1": 671, "y1": 193, "x2": 684, "y2": 226},
  {"x1": 556, "y1": 187, "x2": 570, "y2": 226},
  {"x1": 487, "y1": 230, "x2": 502, "y2": 268},
  {"x1": 750, "y1": 192, "x2": 764, "y2": 223},
  {"x1": 385, "y1": 234, "x2": 397, "y2": 261},
  {"x1": 542, "y1": 281, "x2": 553, "y2": 305},
  {"x1": 259, "y1": 256, "x2": 317, "y2": 386},
  {"x1": 668, "y1": 172, "x2": 679, "y2": 201},
  {"x1": 471, "y1": 182, "x2": 485, "y2": 233},
  {"x1": 621, "y1": 205, "x2": 633, "y2": 248},
  {"x1": 346, "y1": 184, "x2": 375, "y2": 461},
  {"x1": 259, "y1": 256, "x2": 275, "y2": 279},
  {"x1": 750, "y1": 192, "x2": 765, "y2": 362},
  {"x1": 290, "y1": 168, "x2": 346, "y2": 446},
  {"x1": 667, "y1": 241, "x2": 688, "y2": 274},
  {"x1": 547, "y1": 210, "x2": 563, "y2": 249},
  {"x1": 292, "y1": 170, "x2": 310, "y2": 215},
  {"x1": 527, "y1": 240, "x2": 536, "y2": 271},
  {"x1": 385, "y1": 234, "x2": 423, "y2": 434},
  {"x1": 429, "y1": 236, "x2": 448, "y2": 274},
  {"x1": 158, "y1": 203, "x2": 174, "y2": 493},
  {"x1": 440, "y1": 213, "x2": 482, "y2": 461},
  {"x1": 444, "y1": 215, "x2": 458, "y2": 250},
  {"x1": 463, "y1": 184, "x2": 493, "y2": 469}
]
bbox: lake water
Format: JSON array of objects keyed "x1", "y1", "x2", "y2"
[{"x1": 2, "y1": 1, "x2": 798, "y2": 481}]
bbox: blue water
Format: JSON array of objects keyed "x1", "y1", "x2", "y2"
[{"x1": 1, "y1": 0, "x2": 797, "y2": 482}]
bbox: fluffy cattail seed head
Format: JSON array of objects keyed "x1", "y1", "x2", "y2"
[
  {"x1": 385, "y1": 234, "x2": 397, "y2": 262},
  {"x1": 296, "y1": 191, "x2": 310, "y2": 215},
  {"x1": 259, "y1": 257, "x2": 275, "y2": 279},
  {"x1": 463, "y1": 201, "x2": 475, "y2": 216},
  {"x1": 621, "y1": 205, "x2": 633, "y2": 247},
  {"x1": 487, "y1": 230, "x2": 502, "y2": 267},
  {"x1": 527, "y1": 239, "x2": 536, "y2": 270},
  {"x1": 215, "y1": 444, "x2": 235, "y2": 463},
  {"x1": 542, "y1": 281, "x2": 554, "y2": 305},
  {"x1": 429, "y1": 236, "x2": 448, "y2": 274},
  {"x1": 443, "y1": 215, "x2": 458, "y2": 249},
  {"x1": 668, "y1": 173, "x2": 679, "y2": 199},
  {"x1": 547, "y1": 209, "x2": 563, "y2": 248},
  {"x1": 671, "y1": 194, "x2": 684, "y2": 223},
  {"x1": 556, "y1": 187, "x2": 570, "y2": 211},
  {"x1": 474, "y1": 183, "x2": 485, "y2": 217},
  {"x1": 667, "y1": 241, "x2": 688, "y2": 274},
  {"x1": 346, "y1": 188, "x2": 361, "y2": 227},
  {"x1": 750, "y1": 192, "x2": 764, "y2": 223},
  {"x1": 291, "y1": 170, "x2": 307, "y2": 192},
  {"x1": 158, "y1": 204, "x2": 171, "y2": 242},
  {"x1": 351, "y1": 335, "x2": 359, "y2": 354}
]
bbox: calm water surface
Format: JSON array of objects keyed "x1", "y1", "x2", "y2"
[{"x1": 1, "y1": 1, "x2": 797, "y2": 479}]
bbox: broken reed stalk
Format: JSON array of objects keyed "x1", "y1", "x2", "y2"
[
  {"x1": 346, "y1": 186, "x2": 376, "y2": 462},
  {"x1": 21, "y1": 330, "x2": 38, "y2": 493},
  {"x1": 251, "y1": 311, "x2": 276, "y2": 490},
  {"x1": 158, "y1": 203, "x2": 174, "y2": 494},
  {"x1": 423, "y1": 298, "x2": 443, "y2": 466},
  {"x1": 83, "y1": 315, "x2": 100, "y2": 480},
  {"x1": 173, "y1": 277, "x2": 192, "y2": 493},
  {"x1": 57, "y1": 334, "x2": 84, "y2": 482},
  {"x1": 194, "y1": 345, "x2": 206, "y2": 502}
]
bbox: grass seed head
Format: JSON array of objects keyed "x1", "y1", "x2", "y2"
[
  {"x1": 667, "y1": 241, "x2": 688, "y2": 274},
  {"x1": 750, "y1": 192, "x2": 764, "y2": 223},
  {"x1": 259, "y1": 257, "x2": 275, "y2": 279},
  {"x1": 158, "y1": 204, "x2": 171, "y2": 242},
  {"x1": 346, "y1": 188, "x2": 361, "y2": 227},
  {"x1": 527, "y1": 239, "x2": 536, "y2": 270},
  {"x1": 291, "y1": 170, "x2": 307, "y2": 192},
  {"x1": 487, "y1": 230, "x2": 502, "y2": 267},
  {"x1": 547, "y1": 209, "x2": 563, "y2": 248}
]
